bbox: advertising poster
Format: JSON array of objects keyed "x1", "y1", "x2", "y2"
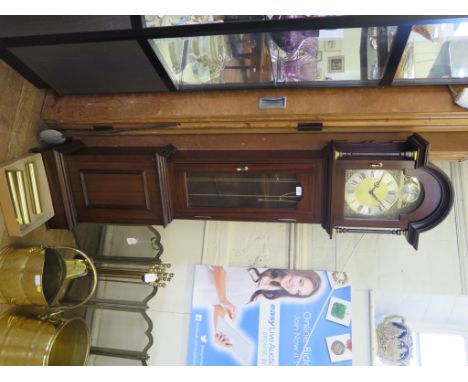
[{"x1": 187, "y1": 265, "x2": 352, "y2": 366}]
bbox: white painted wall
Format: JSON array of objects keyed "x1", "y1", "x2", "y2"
[
  {"x1": 88, "y1": 161, "x2": 468, "y2": 366},
  {"x1": 373, "y1": 290, "x2": 468, "y2": 333}
]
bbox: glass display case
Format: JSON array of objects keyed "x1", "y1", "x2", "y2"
[
  {"x1": 394, "y1": 21, "x2": 468, "y2": 83},
  {"x1": 1, "y1": 15, "x2": 467, "y2": 94},
  {"x1": 144, "y1": 16, "x2": 274, "y2": 88},
  {"x1": 142, "y1": 15, "x2": 401, "y2": 89}
]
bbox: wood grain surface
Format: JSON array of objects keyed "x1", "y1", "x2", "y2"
[{"x1": 40, "y1": 86, "x2": 468, "y2": 160}]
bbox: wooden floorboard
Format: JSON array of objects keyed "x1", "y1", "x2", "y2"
[{"x1": 0, "y1": 60, "x2": 76, "y2": 315}]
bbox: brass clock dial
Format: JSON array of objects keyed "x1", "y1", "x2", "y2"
[
  {"x1": 343, "y1": 169, "x2": 424, "y2": 219},
  {"x1": 345, "y1": 169, "x2": 399, "y2": 216}
]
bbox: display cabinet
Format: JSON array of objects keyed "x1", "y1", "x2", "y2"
[
  {"x1": 142, "y1": 16, "x2": 399, "y2": 90},
  {"x1": 171, "y1": 150, "x2": 325, "y2": 223},
  {"x1": 1, "y1": 16, "x2": 467, "y2": 94}
]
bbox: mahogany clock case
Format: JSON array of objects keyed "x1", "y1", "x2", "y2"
[
  {"x1": 328, "y1": 134, "x2": 454, "y2": 249},
  {"x1": 331, "y1": 160, "x2": 452, "y2": 229},
  {"x1": 37, "y1": 134, "x2": 453, "y2": 250}
]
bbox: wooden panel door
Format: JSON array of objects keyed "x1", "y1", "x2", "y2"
[{"x1": 65, "y1": 152, "x2": 165, "y2": 225}]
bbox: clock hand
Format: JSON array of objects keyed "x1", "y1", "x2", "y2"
[
  {"x1": 369, "y1": 189, "x2": 385, "y2": 207},
  {"x1": 370, "y1": 172, "x2": 386, "y2": 193}
]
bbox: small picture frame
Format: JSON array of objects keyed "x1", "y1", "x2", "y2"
[
  {"x1": 326, "y1": 296, "x2": 352, "y2": 326},
  {"x1": 326, "y1": 334, "x2": 352, "y2": 363},
  {"x1": 324, "y1": 39, "x2": 342, "y2": 51},
  {"x1": 326, "y1": 271, "x2": 350, "y2": 290},
  {"x1": 315, "y1": 67, "x2": 322, "y2": 80},
  {"x1": 327, "y1": 55, "x2": 345, "y2": 73}
]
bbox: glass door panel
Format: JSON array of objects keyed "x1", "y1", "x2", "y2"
[
  {"x1": 395, "y1": 22, "x2": 468, "y2": 81},
  {"x1": 366, "y1": 26, "x2": 398, "y2": 80},
  {"x1": 148, "y1": 32, "x2": 275, "y2": 89},
  {"x1": 142, "y1": 16, "x2": 399, "y2": 89},
  {"x1": 269, "y1": 26, "x2": 397, "y2": 84},
  {"x1": 185, "y1": 172, "x2": 303, "y2": 210}
]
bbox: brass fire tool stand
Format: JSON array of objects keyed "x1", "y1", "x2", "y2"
[{"x1": 84, "y1": 226, "x2": 172, "y2": 366}]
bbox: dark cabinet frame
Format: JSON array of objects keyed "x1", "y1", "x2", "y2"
[{"x1": 1, "y1": 15, "x2": 468, "y2": 94}]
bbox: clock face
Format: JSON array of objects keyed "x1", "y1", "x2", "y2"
[{"x1": 344, "y1": 169, "x2": 423, "y2": 219}]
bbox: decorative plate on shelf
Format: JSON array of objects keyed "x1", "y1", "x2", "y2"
[{"x1": 376, "y1": 315, "x2": 414, "y2": 366}]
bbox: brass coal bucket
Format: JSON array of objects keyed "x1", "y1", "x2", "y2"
[
  {"x1": 0, "y1": 245, "x2": 97, "y2": 366},
  {"x1": 0, "y1": 246, "x2": 97, "y2": 309},
  {"x1": 0, "y1": 311, "x2": 90, "y2": 365}
]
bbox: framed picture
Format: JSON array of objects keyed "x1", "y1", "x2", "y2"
[
  {"x1": 326, "y1": 334, "x2": 352, "y2": 363},
  {"x1": 316, "y1": 50, "x2": 323, "y2": 62},
  {"x1": 324, "y1": 39, "x2": 342, "y2": 51},
  {"x1": 327, "y1": 55, "x2": 345, "y2": 73},
  {"x1": 326, "y1": 296, "x2": 352, "y2": 326},
  {"x1": 315, "y1": 67, "x2": 322, "y2": 80},
  {"x1": 327, "y1": 271, "x2": 350, "y2": 290}
]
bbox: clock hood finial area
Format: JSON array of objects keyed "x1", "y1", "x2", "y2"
[{"x1": 406, "y1": 163, "x2": 454, "y2": 250}]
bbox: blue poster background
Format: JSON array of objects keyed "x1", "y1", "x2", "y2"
[{"x1": 187, "y1": 266, "x2": 352, "y2": 366}]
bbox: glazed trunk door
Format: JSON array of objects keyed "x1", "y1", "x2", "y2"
[{"x1": 173, "y1": 162, "x2": 322, "y2": 223}]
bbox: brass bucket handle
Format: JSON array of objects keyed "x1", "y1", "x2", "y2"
[{"x1": 45, "y1": 246, "x2": 98, "y2": 312}]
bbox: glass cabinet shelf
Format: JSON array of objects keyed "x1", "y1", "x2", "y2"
[{"x1": 143, "y1": 15, "x2": 267, "y2": 27}]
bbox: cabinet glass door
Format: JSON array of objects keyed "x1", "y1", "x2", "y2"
[
  {"x1": 185, "y1": 171, "x2": 303, "y2": 210},
  {"x1": 394, "y1": 21, "x2": 468, "y2": 82},
  {"x1": 173, "y1": 159, "x2": 320, "y2": 222},
  {"x1": 143, "y1": 15, "x2": 398, "y2": 89},
  {"x1": 268, "y1": 25, "x2": 397, "y2": 84},
  {"x1": 146, "y1": 32, "x2": 275, "y2": 89}
]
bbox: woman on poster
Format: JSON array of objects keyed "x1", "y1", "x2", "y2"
[{"x1": 193, "y1": 266, "x2": 323, "y2": 348}]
